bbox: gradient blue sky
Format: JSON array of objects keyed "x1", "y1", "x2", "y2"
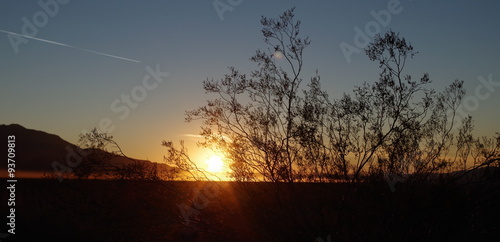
[{"x1": 1, "y1": 0, "x2": 499, "y2": 165}]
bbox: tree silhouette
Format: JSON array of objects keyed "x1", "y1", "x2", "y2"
[
  {"x1": 172, "y1": 8, "x2": 499, "y2": 185},
  {"x1": 186, "y1": 7, "x2": 311, "y2": 182},
  {"x1": 76, "y1": 128, "x2": 163, "y2": 180}
]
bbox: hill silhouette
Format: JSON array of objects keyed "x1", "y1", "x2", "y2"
[{"x1": 0, "y1": 124, "x2": 171, "y2": 176}]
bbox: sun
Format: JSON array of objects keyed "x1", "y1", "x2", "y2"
[{"x1": 206, "y1": 155, "x2": 225, "y2": 173}]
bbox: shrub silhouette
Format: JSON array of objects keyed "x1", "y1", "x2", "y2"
[{"x1": 177, "y1": 8, "x2": 499, "y2": 183}]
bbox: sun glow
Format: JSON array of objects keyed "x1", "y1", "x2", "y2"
[{"x1": 206, "y1": 155, "x2": 225, "y2": 173}]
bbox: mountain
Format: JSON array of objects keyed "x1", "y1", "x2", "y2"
[
  {"x1": 1, "y1": 124, "x2": 77, "y2": 172},
  {"x1": 0, "y1": 124, "x2": 171, "y2": 176}
]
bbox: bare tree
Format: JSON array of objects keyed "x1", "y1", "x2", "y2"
[
  {"x1": 296, "y1": 31, "x2": 468, "y2": 182},
  {"x1": 178, "y1": 9, "x2": 494, "y2": 185},
  {"x1": 186, "y1": 7, "x2": 311, "y2": 183},
  {"x1": 77, "y1": 128, "x2": 163, "y2": 180}
]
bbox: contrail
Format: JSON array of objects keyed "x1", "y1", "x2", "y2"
[{"x1": 0, "y1": 29, "x2": 141, "y2": 63}]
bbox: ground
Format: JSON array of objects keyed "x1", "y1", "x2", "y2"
[{"x1": 2, "y1": 176, "x2": 499, "y2": 241}]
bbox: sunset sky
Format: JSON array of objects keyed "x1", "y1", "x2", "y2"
[{"x1": 1, "y1": 0, "x2": 499, "y2": 166}]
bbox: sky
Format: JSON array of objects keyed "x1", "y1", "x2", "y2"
[{"x1": 1, "y1": 0, "x2": 499, "y2": 167}]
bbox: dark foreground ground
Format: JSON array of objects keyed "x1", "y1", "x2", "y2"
[{"x1": 1, "y1": 173, "x2": 499, "y2": 241}]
